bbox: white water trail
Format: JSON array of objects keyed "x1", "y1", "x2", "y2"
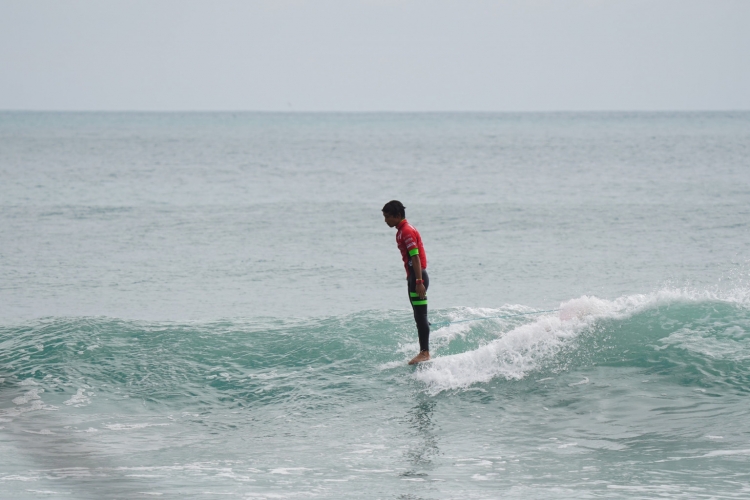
[{"x1": 413, "y1": 288, "x2": 750, "y2": 394}]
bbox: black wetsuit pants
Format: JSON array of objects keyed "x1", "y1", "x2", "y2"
[{"x1": 407, "y1": 268, "x2": 430, "y2": 352}]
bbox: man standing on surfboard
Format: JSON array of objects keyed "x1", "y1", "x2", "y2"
[{"x1": 382, "y1": 200, "x2": 430, "y2": 365}]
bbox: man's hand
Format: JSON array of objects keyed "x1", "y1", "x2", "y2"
[{"x1": 410, "y1": 253, "x2": 427, "y2": 300}]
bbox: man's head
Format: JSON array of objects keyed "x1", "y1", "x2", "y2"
[{"x1": 382, "y1": 200, "x2": 406, "y2": 227}]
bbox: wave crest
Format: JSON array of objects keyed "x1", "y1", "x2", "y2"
[{"x1": 413, "y1": 288, "x2": 750, "y2": 394}]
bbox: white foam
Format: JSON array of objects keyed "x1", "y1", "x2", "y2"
[
  {"x1": 63, "y1": 388, "x2": 91, "y2": 407},
  {"x1": 569, "y1": 377, "x2": 589, "y2": 386},
  {"x1": 702, "y1": 448, "x2": 750, "y2": 457},
  {"x1": 103, "y1": 423, "x2": 170, "y2": 431},
  {"x1": 471, "y1": 474, "x2": 492, "y2": 480},
  {"x1": 413, "y1": 311, "x2": 579, "y2": 393},
  {"x1": 269, "y1": 467, "x2": 310, "y2": 475},
  {"x1": 430, "y1": 321, "x2": 472, "y2": 345},
  {"x1": 0, "y1": 399, "x2": 58, "y2": 421},
  {"x1": 348, "y1": 444, "x2": 386, "y2": 454},
  {"x1": 413, "y1": 289, "x2": 746, "y2": 393},
  {"x1": 0, "y1": 475, "x2": 39, "y2": 482},
  {"x1": 13, "y1": 388, "x2": 43, "y2": 405},
  {"x1": 376, "y1": 360, "x2": 405, "y2": 370}
]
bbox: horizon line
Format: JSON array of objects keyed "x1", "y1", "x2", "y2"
[{"x1": 1, "y1": 108, "x2": 749, "y2": 114}]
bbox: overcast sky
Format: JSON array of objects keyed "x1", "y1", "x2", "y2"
[{"x1": 1, "y1": 0, "x2": 748, "y2": 112}]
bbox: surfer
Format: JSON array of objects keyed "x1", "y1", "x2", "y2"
[{"x1": 382, "y1": 200, "x2": 430, "y2": 365}]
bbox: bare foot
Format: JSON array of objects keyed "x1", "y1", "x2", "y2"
[{"x1": 408, "y1": 351, "x2": 430, "y2": 365}]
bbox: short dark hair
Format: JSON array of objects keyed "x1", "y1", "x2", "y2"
[{"x1": 382, "y1": 200, "x2": 406, "y2": 218}]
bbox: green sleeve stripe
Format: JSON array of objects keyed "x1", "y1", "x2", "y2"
[
  {"x1": 408, "y1": 248, "x2": 419, "y2": 256},
  {"x1": 411, "y1": 300, "x2": 428, "y2": 306},
  {"x1": 409, "y1": 292, "x2": 419, "y2": 297}
]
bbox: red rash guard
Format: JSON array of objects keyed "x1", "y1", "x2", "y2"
[{"x1": 396, "y1": 219, "x2": 427, "y2": 276}]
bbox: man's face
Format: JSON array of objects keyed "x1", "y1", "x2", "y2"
[{"x1": 383, "y1": 212, "x2": 401, "y2": 228}]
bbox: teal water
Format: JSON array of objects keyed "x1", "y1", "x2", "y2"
[{"x1": 1, "y1": 112, "x2": 750, "y2": 498}]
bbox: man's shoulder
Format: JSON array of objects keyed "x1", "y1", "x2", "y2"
[
  {"x1": 403, "y1": 223, "x2": 420, "y2": 237},
  {"x1": 402, "y1": 221, "x2": 419, "y2": 232}
]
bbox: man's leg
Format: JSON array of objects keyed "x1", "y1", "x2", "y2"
[
  {"x1": 408, "y1": 270, "x2": 430, "y2": 356},
  {"x1": 412, "y1": 303, "x2": 430, "y2": 352}
]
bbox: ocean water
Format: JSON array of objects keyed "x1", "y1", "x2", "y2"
[{"x1": 1, "y1": 111, "x2": 750, "y2": 499}]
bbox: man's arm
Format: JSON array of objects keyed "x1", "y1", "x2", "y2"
[{"x1": 411, "y1": 254, "x2": 426, "y2": 300}]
